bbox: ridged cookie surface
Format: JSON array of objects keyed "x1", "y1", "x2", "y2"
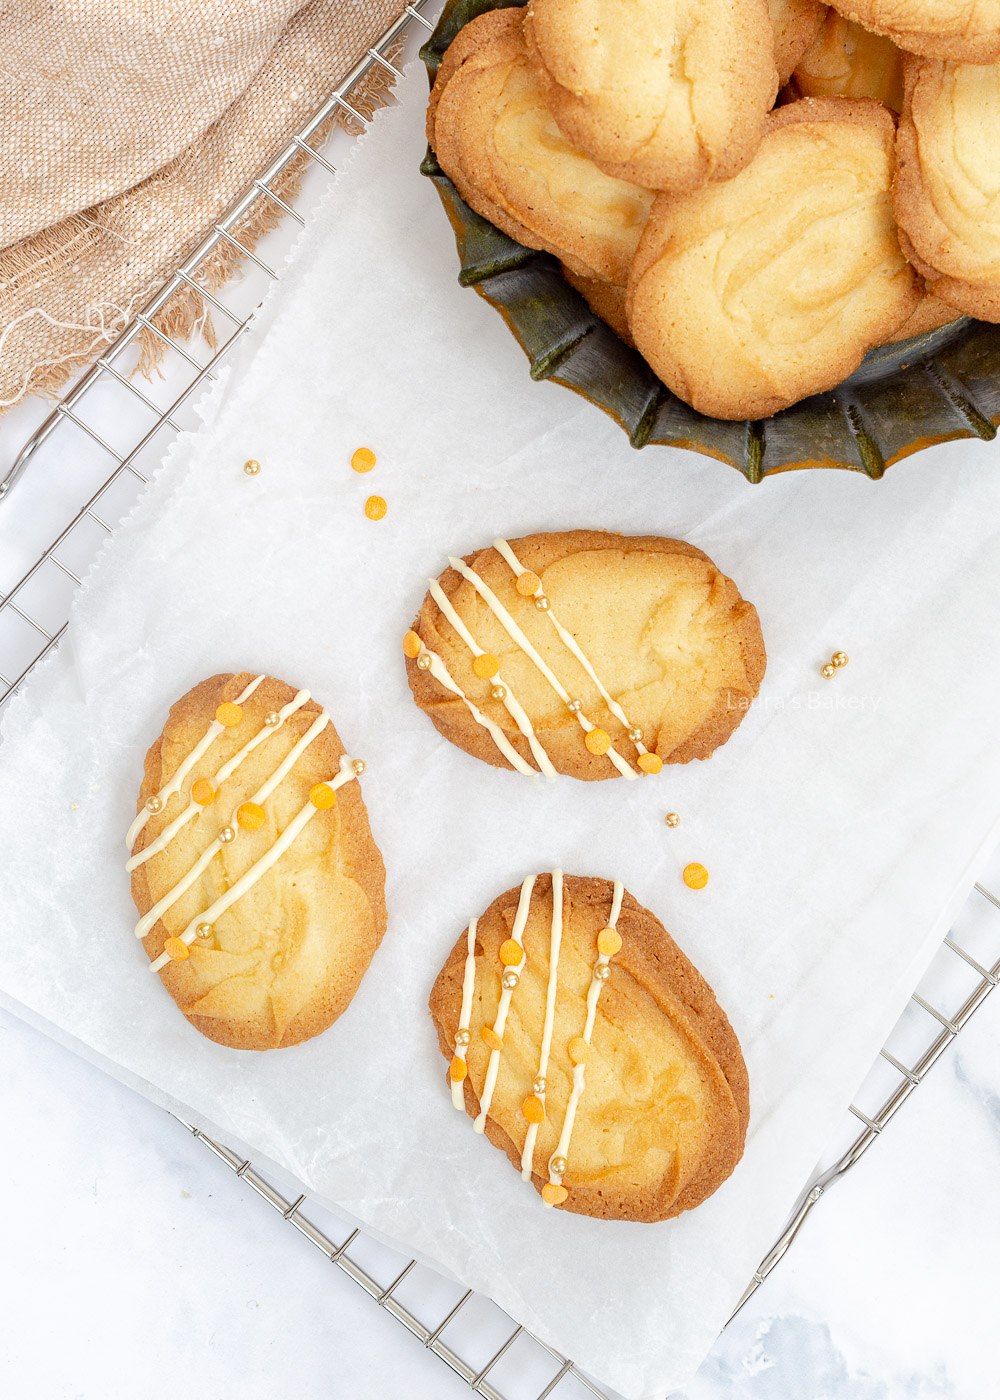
[
  {"x1": 429, "y1": 872, "x2": 749, "y2": 1221},
  {"x1": 427, "y1": 8, "x2": 653, "y2": 284},
  {"x1": 523, "y1": 0, "x2": 778, "y2": 192},
  {"x1": 790, "y1": 11, "x2": 904, "y2": 110},
  {"x1": 894, "y1": 54, "x2": 1000, "y2": 323},
  {"x1": 827, "y1": 0, "x2": 1000, "y2": 63},
  {"x1": 404, "y1": 531, "x2": 766, "y2": 782},
  {"x1": 128, "y1": 672, "x2": 387, "y2": 1050},
  {"x1": 770, "y1": 0, "x2": 828, "y2": 85},
  {"x1": 627, "y1": 98, "x2": 920, "y2": 419}
]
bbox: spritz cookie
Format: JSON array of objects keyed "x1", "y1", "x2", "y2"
[
  {"x1": 128, "y1": 672, "x2": 386, "y2": 1050},
  {"x1": 430, "y1": 872, "x2": 749, "y2": 1220},
  {"x1": 404, "y1": 531, "x2": 766, "y2": 782},
  {"x1": 523, "y1": 0, "x2": 779, "y2": 192},
  {"x1": 827, "y1": 0, "x2": 1000, "y2": 62},
  {"x1": 627, "y1": 98, "x2": 920, "y2": 418},
  {"x1": 770, "y1": 0, "x2": 829, "y2": 84},
  {"x1": 790, "y1": 11, "x2": 904, "y2": 110},
  {"x1": 428, "y1": 8, "x2": 653, "y2": 285},
  {"x1": 894, "y1": 54, "x2": 1000, "y2": 322}
]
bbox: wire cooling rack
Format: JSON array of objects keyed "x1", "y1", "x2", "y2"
[{"x1": 2, "y1": 5, "x2": 1000, "y2": 1395}]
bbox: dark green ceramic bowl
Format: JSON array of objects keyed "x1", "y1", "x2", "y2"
[{"x1": 420, "y1": 0, "x2": 1000, "y2": 481}]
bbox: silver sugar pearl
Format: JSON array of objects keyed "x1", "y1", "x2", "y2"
[
  {"x1": 501, "y1": 969, "x2": 520, "y2": 991},
  {"x1": 351, "y1": 759, "x2": 366, "y2": 776},
  {"x1": 491, "y1": 685, "x2": 507, "y2": 701},
  {"x1": 416, "y1": 653, "x2": 432, "y2": 671},
  {"x1": 628, "y1": 726, "x2": 643, "y2": 743},
  {"x1": 196, "y1": 923, "x2": 213, "y2": 939},
  {"x1": 549, "y1": 1156, "x2": 567, "y2": 1176},
  {"x1": 532, "y1": 1076, "x2": 547, "y2": 1096},
  {"x1": 146, "y1": 796, "x2": 163, "y2": 814},
  {"x1": 219, "y1": 826, "x2": 236, "y2": 844},
  {"x1": 455, "y1": 1028, "x2": 471, "y2": 1047},
  {"x1": 567, "y1": 699, "x2": 582, "y2": 714},
  {"x1": 594, "y1": 963, "x2": 611, "y2": 982},
  {"x1": 534, "y1": 595, "x2": 550, "y2": 612},
  {"x1": 264, "y1": 711, "x2": 281, "y2": 727}
]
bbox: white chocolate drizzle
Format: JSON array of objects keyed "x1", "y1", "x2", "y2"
[
  {"x1": 544, "y1": 881, "x2": 623, "y2": 1203},
  {"x1": 492, "y1": 539, "x2": 650, "y2": 759},
  {"x1": 447, "y1": 556, "x2": 639, "y2": 781},
  {"x1": 148, "y1": 753, "x2": 357, "y2": 973},
  {"x1": 452, "y1": 918, "x2": 479, "y2": 1110},
  {"x1": 520, "y1": 868, "x2": 564, "y2": 1179},
  {"x1": 416, "y1": 640, "x2": 536, "y2": 777},
  {"x1": 127, "y1": 689, "x2": 312, "y2": 873},
  {"x1": 125, "y1": 673, "x2": 266, "y2": 851},
  {"x1": 428, "y1": 579, "x2": 557, "y2": 781},
  {"x1": 134, "y1": 708, "x2": 332, "y2": 940},
  {"x1": 474, "y1": 874, "x2": 536, "y2": 1131}
]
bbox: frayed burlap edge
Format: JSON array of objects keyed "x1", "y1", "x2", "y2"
[{"x1": 19, "y1": 50, "x2": 399, "y2": 406}]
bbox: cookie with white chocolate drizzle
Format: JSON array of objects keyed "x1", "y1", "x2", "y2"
[
  {"x1": 404, "y1": 531, "x2": 765, "y2": 782},
  {"x1": 430, "y1": 874, "x2": 749, "y2": 1221},
  {"x1": 128, "y1": 672, "x2": 386, "y2": 1050}
]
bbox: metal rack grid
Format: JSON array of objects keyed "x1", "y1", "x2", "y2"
[{"x1": 2, "y1": 4, "x2": 999, "y2": 1394}]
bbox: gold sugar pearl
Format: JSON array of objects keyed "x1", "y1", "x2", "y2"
[
  {"x1": 196, "y1": 923, "x2": 213, "y2": 939},
  {"x1": 351, "y1": 447, "x2": 376, "y2": 473},
  {"x1": 665, "y1": 812, "x2": 680, "y2": 828},
  {"x1": 821, "y1": 663, "x2": 836, "y2": 679},
  {"x1": 145, "y1": 795, "x2": 163, "y2": 814},
  {"x1": 491, "y1": 685, "x2": 507, "y2": 701},
  {"x1": 364, "y1": 494, "x2": 388, "y2": 521},
  {"x1": 416, "y1": 653, "x2": 432, "y2": 671},
  {"x1": 243, "y1": 459, "x2": 261, "y2": 476},
  {"x1": 501, "y1": 969, "x2": 520, "y2": 991},
  {"x1": 455, "y1": 1028, "x2": 471, "y2": 1047},
  {"x1": 549, "y1": 1156, "x2": 567, "y2": 1176},
  {"x1": 534, "y1": 595, "x2": 550, "y2": 612},
  {"x1": 566, "y1": 698, "x2": 582, "y2": 714},
  {"x1": 593, "y1": 963, "x2": 611, "y2": 983},
  {"x1": 833, "y1": 651, "x2": 849, "y2": 668},
  {"x1": 219, "y1": 826, "x2": 236, "y2": 844},
  {"x1": 351, "y1": 759, "x2": 366, "y2": 777},
  {"x1": 532, "y1": 1076, "x2": 547, "y2": 1095},
  {"x1": 264, "y1": 711, "x2": 281, "y2": 727},
  {"x1": 628, "y1": 726, "x2": 643, "y2": 743}
]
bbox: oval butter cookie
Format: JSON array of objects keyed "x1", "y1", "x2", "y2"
[
  {"x1": 428, "y1": 8, "x2": 653, "y2": 285},
  {"x1": 827, "y1": 0, "x2": 1000, "y2": 63},
  {"x1": 127, "y1": 672, "x2": 387, "y2": 1050},
  {"x1": 627, "y1": 97, "x2": 920, "y2": 419},
  {"x1": 430, "y1": 871, "x2": 749, "y2": 1220},
  {"x1": 523, "y1": 0, "x2": 779, "y2": 192},
  {"x1": 894, "y1": 54, "x2": 1000, "y2": 323},
  {"x1": 770, "y1": 0, "x2": 829, "y2": 85},
  {"x1": 790, "y1": 11, "x2": 904, "y2": 110},
  {"x1": 403, "y1": 531, "x2": 765, "y2": 782}
]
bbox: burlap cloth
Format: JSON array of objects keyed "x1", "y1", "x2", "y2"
[{"x1": 0, "y1": 0, "x2": 404, "y2": 415}]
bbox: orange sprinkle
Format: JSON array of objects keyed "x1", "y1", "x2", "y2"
[
  {"x1": 449, "y1": 1056, "x2": 468, "y2": 1083},
  {"x1": 481, "y1": 1025, "x2": 504, "y2": 1052},
  {"x1": 216, "y1": 701, "x2": 243, "y2": 727},
  {"x1": 402, "y1": 630, "x2": 422, "y2": 659},
  {"x1": 309, "y1": 783, "x2": 337, "y2": 810},
  {"x1": 541, "y1": 1183, "x2": 568, "y2": 1206},
  {"x1": 473, "y1": 653, "x2": 500, "y2": 679},
  {"x1": 237, "y1": 801, "x2": 265, "y2": 831},
  {"x1": 597, "y1": 927, "x2": 622, "y2": 957},
  {"x1": 683, "y1": 862, "x2": 709, "y2": 890},
  {"x1": 351, "y1": 447, "x2": 376, "y2": 473},
  {"x1": 522, "y1": 1094, "x2": 545, "y2": 1124},
  {"x1": 516, "y1": 571, "x2": 541, "y2": 597},
  {"x1": 163, "y1": 937, "x2": 190, "y2": 962},
  {"x1": 637, "y1": 752, "x2": 663, "y2": 775},
  {"x1": 365, "y1": 494, "x2": 387, "y2": 520},
  {"x1": 567, "y1": 1037, "x2": 590, "y2": 1065},
  {"x1": 191, "y1": 778, "x2": 215, "y2": 806},
  {"x1": 498, "y1": 939, "x2": 524, "y2": 966},
  {"x1": 584, "y1": 728, "x2": 611, "y2": 756}
]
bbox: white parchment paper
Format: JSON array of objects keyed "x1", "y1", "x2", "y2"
[{"x1": 3, "y1": 68, "x2": 1000, "y2": 1399}]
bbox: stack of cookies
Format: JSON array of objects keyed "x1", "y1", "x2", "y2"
[{"x1": 427, "y1": 0, "x2": 1000, "y2": 420}]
